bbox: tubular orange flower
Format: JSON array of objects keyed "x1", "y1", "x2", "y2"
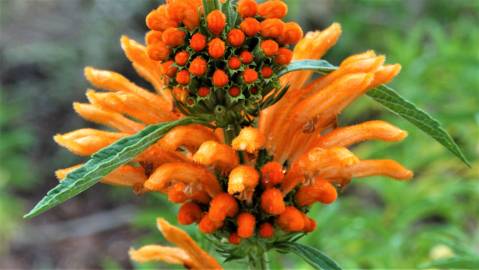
[
  {"x1": 146, "y1": 6, "x2": 178, "y2": 31},
  {"x1": 261, "y1": 161, "x2": 284, "y2": 187},
  {"x1": 277, "y1": 206, "x2": 305, "y2": 232},
  {"x1": 261, "y1": 188, "x2": 286, "y2": 215},
  {"x1": 146, "y1": 41, "x2": 170, "y2": 61},
  {"x1": 261, "y1": 39, "x2": 279, "y2": 56},
  {"x1": 190, "y1": 32, "x2": 207, "y2": 51},
  {"x1": 260, "y1": 18, "x2": 284, "y2": 38},
  {"x1": 208, "y1": 193, "x2": 239, "y2": 222},
  {"x1": 238, "y1": 0, "x2": 257, "y2": 18},
  {"x1": 162, "y1": 60, "x2": 177, "y2": 78},
  {"x1": 243, "y1": 68, "x2": 258, "y2": 84},
  {"x1": 240, "y1": 17, "x2": 261, "y2": 37},
  {"x1": 208, "y1": 38, "x2": 226, "y2": 59},
  {"x1": 189, "y1": 56, "x2": 208, "y2": 76},
  {"x1": 295, "y1": 178, "x2": 337, "y2": 206},
  {"x1": 275, "y1": 47, "x2": 293, "y2": 64},
  {"x1": 237, "y1": 212, "x2": 256, "y2": 238},
  {"x1": 231, "y1": 127, "x2": 265, "y2": 153},
  {"x1": 168, "y1": 182, "x2": 188, "y2": 203},
  {"x1": 174, "y1": 51, "x2": 189, "y2": 66},
  {"x1": 212, "y1": 69, "x2": 229, "y2": 87},
  {"x1": 258, "y1": 0, "x2": 288, "y2": 19},
  {"x1": 145, "y1": 30, "x2": 163, "y2": 45},
  {"x1": 199, "y1": 214, "x2": 223, "y2": 234},
  {"x1": 279, "y1": 22, "x2": 304, "y2": 44},
  {"x1": 258, "y1": 223, "x2": 275, "y2": 238},
  {"x1": 162, "y1": 27, "x2": 186, "y2": 47},
  {"x1": 178, "y1": 202, "x2": 202, "y2": 225},
  {"x1": 228, "y1": 165, "x2": 259, "y2": 202},
  {"x1": 227, "y1": 29, "x2": 246, "y2": 47},
  {"x1": 207, "y1": 10, "x2": 226, "y2": 35}
]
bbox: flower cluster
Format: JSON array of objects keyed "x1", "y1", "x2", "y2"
[{"x1": 144, "y1": 0, "x2": 302, "y2": 121}]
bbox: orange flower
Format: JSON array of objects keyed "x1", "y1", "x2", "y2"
[
  {"x1": 162, "y1": 60, "x2": 177, "y2": 78},
  {"x1": 145, "y1": 30, "x2": 163, "y2": 45},
  {"x1": 212, "y1": 69, "x2": 229, "y2": 87},
  {"x1": 189, "y1": 56, "x2": 207, "y2": 76},
  {"x1": 178, "y1": 202, "x2": 202, "y2": 225},
  {"x1": 174, "y1": 51, "x2": 189, "y2": 66},
  {"x1": 199, "y1": 214, "x2": 223, "y2": 234},
  {"x1": 261, "y1": 161, "x2": 284, "y2": 187},
  {"x1": 274, "y1": 47, "x2": 293, "y2": 64},
  {"x1": 237, "y1": 212, "x2": 255, "y2": 238},
  {"x1": 162, "y1": 27, "x2": 186, "y2": 47},
  {"x1": 146, "y1": 41, "x2": 170, "y2": 61},
  {"x1": 258, "y1": 223, "x2": 274, "y2": 238},
  {"x1": 228, "y1": 232, "x2": 241, "y2": 245},
  {"x1": 168, "y1": 182, "x2": 188, "y2": 203},
  {"x1": 243, "y1": 68, "x2": 258, "y2": 84},
  {"x1": 303, "y1": 216, "x2": 317, "y2": 233},
  {"x1": 260, "y1": 188, "x2": 285, "y2": 215},
  {"x1": 229, "y1": 86, "x2": 241, "y2": 97},
  {"x1": 190, "y1": 32, "x2": 207, "y2": 51},
  {"x1": 258, "y1": 0, "x2": 288, "y2": 19},
  {"x1": 146, "y1": 6, "x2": 178, "y2": 31},
  {"x1": 228, "y1": 56, "x2": 242, "y2": 70},
  {"x1": 227, "y1": 29, "x2": 246, "y2": 47},
  {"x1": 240, "y1": 17, "x2": 261, "y2": 37},
  {"x1": 176, "y1": 70, "x2": 190, "y2": 85},
  {"x1": 260, "y1": 18, "x2": 284, "y2": 38},
  {"x1": 279, "y1": 22, "x2": 303, "y2": 44},
  {"x1": 260, "y1": 39, "x2": 279, "y2": 56},
  {"x1": 208, "y1": 38, "x2": 226, "y2": 59},
  {"x1": 207, "y1": 10, "x2": 226, "y2": 35},
  {"x1": 261, "y1": 66, "x2": 273, "y2": 78},
  {"x1": 277, "y1": 206, "x2": 304, "y2": 232},
  {"x1": 197, "y1": 86, "x2": 210, "y2": 97},
  {"x1": 295, "y1": 178, "x2": 337, "y2": 206},
  {"x1": 238, "y1": 0, "x2": 257, "y2": 18},
  {"x1": 208, "y1": 193, "x2": 239, "y2": 222},
  {"x1": 240, "y1": 50, "x2": 254, "y2": 64}
]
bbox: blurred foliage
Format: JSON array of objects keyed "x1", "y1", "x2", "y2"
[{"x1": 1, "y1": 0, "x2": 478, "y2": 269}]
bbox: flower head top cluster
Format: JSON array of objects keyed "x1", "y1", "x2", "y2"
[
  {"x1": 144, "y1": 0, "x2": 302, "y2": 123},
  {"x1": 52, "y1": 0, "x2": 413, "y2": 268}
]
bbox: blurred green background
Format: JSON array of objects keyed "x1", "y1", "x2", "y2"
[{"x1": 0, "y1": 0, "x2": 478, "y2": 269}]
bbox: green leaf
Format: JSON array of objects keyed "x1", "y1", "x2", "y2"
[
  {"x1": 420, "y1": 256, "x2": 479, "y2": 269},
  {"x1": 276, "y1": 242, "x2": 342, "y2": 270},
  {"x1": 279, "y1": 59, "x2": 470, "y2": 167},
  {"x1": 24, "y1": 117, "x2": 208, "y2": 218}
]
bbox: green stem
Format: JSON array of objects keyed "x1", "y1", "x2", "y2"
[{"x1": 248, "y1": 250, "x2": 269, "y2": 270}]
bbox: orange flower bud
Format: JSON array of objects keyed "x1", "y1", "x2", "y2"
[
  {"x1": 198, "y1": 86, "x2": 210, "y2": 97},
  {"x1": 303, "y1": 216, "x2": 317, "y2": 233},
  {"x1": 261, "y1": 161, "x2": 284, "y2": 187},
  {"x1": 260, "y1": 18, "x2": 284, "y2": 38},
  {"x1": 295, "y1": 178, "x2": 337, "y2": 206},
  {"x1": 227, "y1": 29, "x2": 246, "y2": 47},
  {"x1": 168, "y1": 182, "x2": 188, "y2": 203},
  {"x1": 228, "y1": 86, "x2": 241, "y2": 97},
  {"x1": 175, "y1": 51, "x2": 189, "y2": 66},
  {"x1": 228, "y1": 232, "x2": 241, "y2": 245},
  {"x1": 147, "y1": 41, "x2": 170, "y2": 61},
  {"x1": 260, "y1": 39, "x2": 279, "y2": 56},
  {"x1": 261, "y1": 66, "x2": 273, "y2": 78},
  {"x1": 166, "y1": 1, "x2": 187, "y2": 22},
  {"x1": 190, "y1": 33, "x2": 207, "y2": 51},
  {"x1": 277, "y1": 206, "x2": 305, "y2": 232},
  {"x1": 274, "y1": 47, "x2": 293, "y2": 65},
  {"x1": 176, "y1": 70, "x2": 190, "y2": 85},
  {"x1": 237, "y1": 212, "x2": 256, "y2": 238},
  {"x1": 212, "y1": 69, "x2": 229, "y2": 87},
  {"x1": 317, "y1": 181, "x2": 337, "y2": 204},
  {"x1": 208, "y1": 193, "x2": 239, "y2": 222},
  {"x1": 258, "y1": 0, "x2": 288, "y2": 19},
  {"x1": 259, "y1": 223, "x2": 275, "y2": 238},
  {"x1": 240, "y1": 51, "x2": 254, "y2": 64},
  {"x1": 238, "y1": 0, "x2": 258, "y2": 18},
  {"x1": 199, "y1": 214, "x2": 223, "y2": 234},
  {"x1": 172, "y1": 87, "x2": 188, "y2": 102},
  {"x1": 228, "y1": 56, "x2": 242, "y2": 70},
  {"x1": 189, "y1": 56, "x2": 207, "y2": 76},
  {"x1": 250, "y1": 87, "x2": 258, "y2": 94},
  {"x1": 145, "y1": 30, "x2": 163, "y2": 46},
  {"x1": 182, "y1": 7, "x2": 201, "y2": 30},
  {"x1": 207, "y1": 10, "x2": 226, "y2": 35},
  {"x1": 240, "y1": 17, "x2": 261, "y2": 37},
  {"x1": 261, "y1": 188, "x2": 285, "y2": 215},
  {"x1": 208, "y1": 38, "x2": 226, "y2": 59},
  {"x1": 178, "y1": 202, "x2": 202, "y2": 225},
  {"x1": 243, "y1": 68, "x2": 258, "y2": 84},
  {"x1": 162, "y1": 60, "x2": 177, "y2": 78},
  {"x1": 279, "y1": 22, "x2": 303, "y2": 44},
  {"x1": 162, "y1": 27, "x2": 186, "y2": 47},
  {"x1": 146, "y1": 6, "x2": 178, "y2": 31}
]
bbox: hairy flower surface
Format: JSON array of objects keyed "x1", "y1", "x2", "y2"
[{"x1": 52, "y1": 0, "x2": 414, "y2": 268}]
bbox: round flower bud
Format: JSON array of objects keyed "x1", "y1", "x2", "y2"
[
  {"x1": 303, "y1": 216, "x2": 317, "y2": 233},
  {"x1": 212, "y1": 69, "x2": 229, "y2": 87},
  {"x1": 147, "y1": 41, "x2": 170, "y2": 61},
  {"x1": 162, "y1": 27, "x2": 186, "y2": 47},
  {"x1": 243, "y1": 68, "x2": 258, "y2": 84},
  {"x1": 207, "y1": 10, "x2": 226, "y2": 35},
  {"x1": 175, "y1": 51, "x2": 189, "y2": 66},
  {"x1": 228, "y1": 232, "x2": 241, "y2": 245},
  {"x1": 190, "y1": 32, "x2": 207, "y2": 51},
  {"x1": 208, "y1": 193, "x2": 239, "y2": 222},
  {"x1": 167, "y1": 182, "x2": 188, "y2": 203},
  {"x1": 176, "y1": 70, "x2": 190, "y2": 85},
  {"x1": 295, "y1": 178, "x2": 337, "y2": 206},
  {"x1": 228, "y1": 56, "x2": 242, "y2": 70},
  {"x1": 261, "y1": 66, "x2": 273, "y2": 78},
  {"x1": 208, "y1": 38, "x2": 226, "y2": 59},
  {"x1": 237, "y1": 212, "x2": 256, "y2": 238},
  {"x1": 178, "y1": 202, "x2": 202, "y2": 225},
  {"x1": 229, "y1": 86, "x2": 241, "y2": 97},
  {"x1": 260, "y1": 18, "x2": 284, "y2": 38},
  {"x1": 189, "y1": 56, "x2": 207, "y2": 76},
  {"x1": 240, "y1": 50, "x2": 254, "y2": 64},
  {"x1": 146, "y1": 6, "x2": 178, "y2": 31},
  {"x1": 162, "y1": 60, "x2": 177, "y2": 78},
  {"x1": 275, "y1": 47, "x2": 293, "y2": 64},
  {"x1": 240, "y1": 17, "x2": 261, "y2": 37},
  {"x1": 261, "y1": 161, "x2": 284, "y2": 187},
  {"x1": 199, "y1": 214, "x2": 223, "y2": 234},
  {"x1": 261, "y1": 188, "x2": 285, "y2": 215},
  {"x1": 227, "y1": 29, "x2": 246, "y2": 47},
  {"x1": 260, "y1": 39, "x2": 279, "y2": 56},
  {"x1": 279, "y1": 22, "x2": 303, "y2": 44},
  {"x1": 145, "y1": 30, "x2": 163, "y2": 45},
  {"x1": 258, "y1": 0, "x2": 288, "y2": 19},
  {"x1": 198, "y1": 86, "x2": 210, "y2": 97},
  {"x1": 259, "y1": 223, "x2": 275, "y2": 238},
  {"x1": 238, "y1": 0, "x2": 258, "y2": 18},
  {"x1": 277, "y1": 206, "x2": 305, "y2": 232}
]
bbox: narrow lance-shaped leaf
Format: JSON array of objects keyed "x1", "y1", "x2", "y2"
[
  {"x1": 279, "y1": 59, "x2": 470, "y2": 167},
  {"x1": 276, "y1": 242, "x2": 342, "y2": 270},
  {"x1": 24, "y1": 116, "x2": 209, "y2": 218}
]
